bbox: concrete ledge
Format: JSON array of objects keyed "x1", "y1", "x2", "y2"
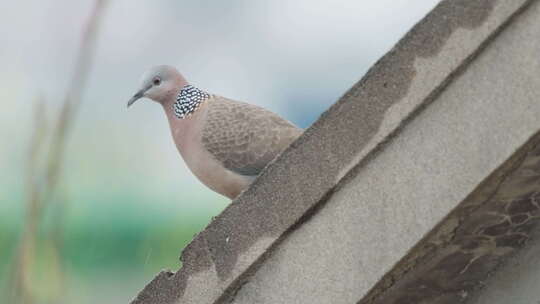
[
  {"x1": 130, "y1": 0, "x2": 538, "y2": 303},
  {"x1": 361, "y1": 131, "x2": 540, "y2": 304}
]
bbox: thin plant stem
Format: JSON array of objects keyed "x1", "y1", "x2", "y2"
[{"x1": 7, "y1": 1, "x2": 108, "y2": 303}]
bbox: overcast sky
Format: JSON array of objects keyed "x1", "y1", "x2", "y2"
[{"x1": 0, "y1": 1, "x2": 441, "y2": 210}]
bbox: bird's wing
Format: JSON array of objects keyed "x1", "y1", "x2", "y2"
[{"x1": 201, "y1": 96, "x2": 302, "y2": 176}]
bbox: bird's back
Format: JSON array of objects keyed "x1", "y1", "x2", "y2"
[{"x1": 201, "y1": 96, "x2": 302, "y2": 177}]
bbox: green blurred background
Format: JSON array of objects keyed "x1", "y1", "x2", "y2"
[{"x1": 0, "y1": 1, "x2": 439, "y2": 303}]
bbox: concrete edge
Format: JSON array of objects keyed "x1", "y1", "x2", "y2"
[{"x1": 129, "y1": 0, "x2": 533, "y2": 303}]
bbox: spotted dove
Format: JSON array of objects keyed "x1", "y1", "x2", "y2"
[{"x1": 128, "y1": 65, "x2": 302, "y2": 199}]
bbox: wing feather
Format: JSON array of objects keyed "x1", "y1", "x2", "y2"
[{"x1": 202, "y1": 96, "x2": 302, "y2": 176}]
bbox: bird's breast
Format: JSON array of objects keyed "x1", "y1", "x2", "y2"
[{"x1": 168, "y1": 102, "x2": 251, "y2": 199}]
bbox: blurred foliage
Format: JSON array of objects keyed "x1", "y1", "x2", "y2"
[{"x1": 0, "y1": 192, "x2": 224, "y2": 303}]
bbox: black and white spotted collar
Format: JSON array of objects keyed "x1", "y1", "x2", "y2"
[{"x1": 173, "y1": 85, "x2": 211, "y2": 119}]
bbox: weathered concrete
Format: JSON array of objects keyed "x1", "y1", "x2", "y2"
[
  {"x1": 360, "y1": 131, "x2": 540, "y2": 304},
  {"x1": 472, "y1": 226, "x2": 540, "y2": 304},
  {"x1": 232, "y1": 1, "x2": 540, "y2": 302},
  {"x1": 130, "y1": 0, "x2": 540, "y2": 303}
]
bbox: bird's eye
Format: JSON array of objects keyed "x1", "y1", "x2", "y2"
[{"x1": 153, "y1": 77, "x2": 161, "y2": 86}]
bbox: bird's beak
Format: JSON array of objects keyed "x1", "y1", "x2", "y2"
[
  {"x1": 127, "y1": 84, "x2": 152, "y2": 108},
  {"x1": 127, "y1": 90, "x2": 145, "y2": 108}
]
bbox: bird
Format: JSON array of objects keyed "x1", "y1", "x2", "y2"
[{"x1": 128, "y1": 65, "x2": 302, "y2": 199}]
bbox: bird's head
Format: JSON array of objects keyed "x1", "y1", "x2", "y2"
[{"x1": 128, "y1": 65, "x2": 187, "y2": 107}]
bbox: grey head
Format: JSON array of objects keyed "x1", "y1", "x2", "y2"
[{"x1": 127, "y1": 65, "x2": 188, "y2": 107}]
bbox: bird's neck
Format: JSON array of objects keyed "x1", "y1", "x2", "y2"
[
  {"x1": 161, "y1": 85, "x2": 210, "y2": 152},
  {"x1": 160, "y1": 84, "x2": 210, "y2": 120},
  {"x1": 172, "y1": 85, "x2": 210, "y2": 119}
]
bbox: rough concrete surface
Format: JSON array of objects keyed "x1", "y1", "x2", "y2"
[
  {"x1": 130, "y1": 0, "x2": 540, "y2": 303},
  {"x1": 232, "y1": 1, "x2": 540, "y2": 302},
  {"x1": 472, "y1": 226, "x2": 540, "y2": 304}
]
